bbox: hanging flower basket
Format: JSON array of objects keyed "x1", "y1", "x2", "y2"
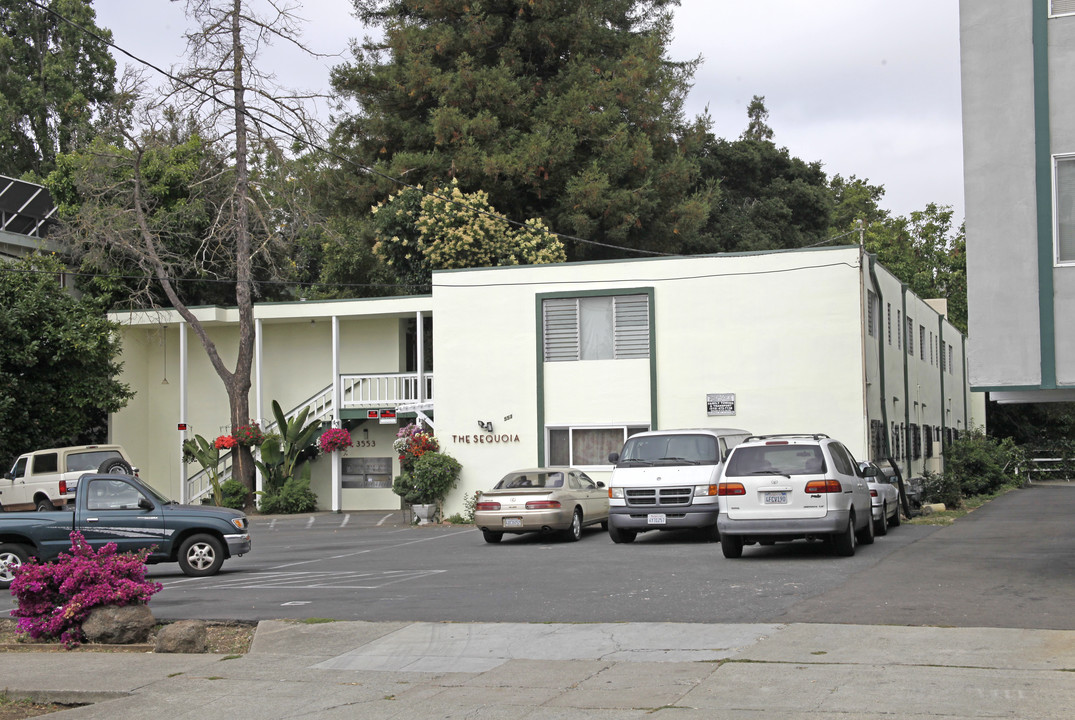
[
  {"x1": 214, "y1": 435, "x2": 238, "y2": 450},
  {"x1": 233, "y1": 422, "x2": 265, "y2": 447},
  {"x1": 393, "y1": 423, "x2": 439, "y2": 472},
  {"x1": 318, "y1": 427, "x2": 352, "y2": 454}
]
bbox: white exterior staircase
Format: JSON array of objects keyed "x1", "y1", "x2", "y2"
[{"x1": 184, "y1": 372, "x2": 433, "y2": 504}]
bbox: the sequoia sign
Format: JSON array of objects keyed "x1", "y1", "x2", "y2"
[{"x1": 451, "y1": 433, "x2": 522, "y2": 445}]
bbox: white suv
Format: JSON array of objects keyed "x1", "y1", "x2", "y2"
[
  {"x1": 3, "y1": 445, "x2": 137, "y2": 512},
  {"x1": 717, "y1": 434, "x2": 874, "y2": 558}
]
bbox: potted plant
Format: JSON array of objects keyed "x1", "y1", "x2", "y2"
[{"x1": 392, "y1": 450, "x2": 461, "y2": 524}]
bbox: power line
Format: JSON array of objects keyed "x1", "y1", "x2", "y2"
[{"x1": 27, "y1": 0, "x2": 675, "y2": 258}]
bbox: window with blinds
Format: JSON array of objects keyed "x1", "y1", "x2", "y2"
[{"x1": 543, "y1": 295, "x2": 650, "y2": 361}]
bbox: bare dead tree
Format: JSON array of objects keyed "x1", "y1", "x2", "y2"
[{"x1": 52, "y1": 0, "x2": 330, "y2": 501}]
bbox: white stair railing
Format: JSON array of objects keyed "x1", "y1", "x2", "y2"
[{"x1": 184, "y1": 372, "x2": 435, "y2": 504}]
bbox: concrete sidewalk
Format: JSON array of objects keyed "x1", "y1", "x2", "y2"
[{"x1": 1, "y1": 621, "x2": 1073, "y2": 718}]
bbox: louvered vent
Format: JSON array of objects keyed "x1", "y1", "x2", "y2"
[
  {"x1": 543, "y1": 298, "x2": 579, "y2": 361},
  {"x1": 1053, "y1": 0, "x2": 1075, "y2": 17},
  {"x1": 613, "y1": 295, "x2": 650, "y2": 359}
]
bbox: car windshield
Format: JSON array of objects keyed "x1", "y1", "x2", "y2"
[
  {"x1": 618, "y1": 435, "x2": 719, "y2": 466},
  {"x1": 725, "y1": 445, "x2": 826, "y2": 477},
  {"x1": 494, "y1": 472, "x2": 565, "y2": 489}
]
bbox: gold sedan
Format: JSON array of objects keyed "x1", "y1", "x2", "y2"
[{"x1": 474, "y1": 467, "x2": 608, "y2": 543}]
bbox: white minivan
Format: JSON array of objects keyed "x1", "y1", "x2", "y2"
[{"x1": 606, "y1": 428, "x2": 751, "y2": 543}]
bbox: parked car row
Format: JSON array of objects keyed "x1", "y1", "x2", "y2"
[{"x1": 475, "y1": 429, "x2": 903, "y2": 558}]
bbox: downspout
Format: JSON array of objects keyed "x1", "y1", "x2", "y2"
[
  {"x1": 868, "y1": 255, "x2": 913, "y2": 516},
  {"x1": 963, "y1": 335, "x2": 970, "y2": 430},
  {"x1": 858, "y1": 232, "x2": 869, "y2": 456},
  {"x1": 937, "y1": 315, "x2": 946, "y2": 473},
  {"x1": 901, "y1": 285, "x2": 913, "y2": 479},
  {"x1": 866, "y1": 254, "x2": 891, "y2": 457}
]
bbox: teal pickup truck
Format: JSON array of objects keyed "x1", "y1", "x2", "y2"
[{"x1": 0, "y1": 473, "x2": 251, "y2": 588}]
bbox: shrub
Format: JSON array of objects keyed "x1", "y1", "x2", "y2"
[
  {"x1": 219, "y1": 479, "x2": 248, "y2": 510},
  {"x1": 392, "y1": 451, "x2": 461, "y2": 505},
  {"x1": 944, "y1": 427, "x2": 1023, "y2": 497},
  {"x1": 10, "y1": 532, "x2": 162, "y2": 648},
  {"x1": 258, "y1": 471, "x2": 318, "y2": 514},
  {"x1": 919, "y1": 469, "x2": 962, "y2": 509}
]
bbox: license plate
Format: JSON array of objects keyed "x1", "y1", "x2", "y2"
[
  {"x1": 647, "y1": 513, "x2": 667, "y2": 525},
  {"x1": 503, "y1": 517, "x2": 523, "y2": 527},
  {"x1": 763, "y1": 492, "x2": 788, "y2": 505}
]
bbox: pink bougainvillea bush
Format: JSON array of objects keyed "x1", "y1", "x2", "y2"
[{"x1": 9, "y1": 532, "x2": 163, "y2": 648}]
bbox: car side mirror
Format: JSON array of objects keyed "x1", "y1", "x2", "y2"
[
  {"x1": 608, "y1": 452, "x2": 620, "y2": 463},
  {"x1": 2, "y1": 472, "x2": 11, "y2": 480},
  {"x1": 138, "y1": 497, "x2": 154, "y2": 511},
  {"x1": 596, "y1": 481, "x2": 606, "y2": 488}
]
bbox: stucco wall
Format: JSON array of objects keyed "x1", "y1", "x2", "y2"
[
  {"x1": 961, "y1": 0, "x2": 1042, "y2": 387},
  {"x1": 432, "y1": 247, "x2": 872, "y2": 515}
]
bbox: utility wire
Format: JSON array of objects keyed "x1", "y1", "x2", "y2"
[{"x1": 27, "y1": 0, "x2": 675, "y2": 258}]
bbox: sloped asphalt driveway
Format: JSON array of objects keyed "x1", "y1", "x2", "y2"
[{"x1": 779, "y1": 482, "x2": 1075, "y2": 629}]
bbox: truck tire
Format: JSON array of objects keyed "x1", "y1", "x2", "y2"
[
  {"x1": 0, "y1": 544, "x2": 30, "y2": 589},
  {"x1": 98, "y1": 457, "x2": 134, "y2": 475},
  {"x1": 608, "y1": 524, "x2": 636, "y2": 544},
  {"x1": 178, "y1": 534, "x2": 225, "y2": 577},
  {"x1": 35, "y1": 497, "x2": 55, "y2": 512}
]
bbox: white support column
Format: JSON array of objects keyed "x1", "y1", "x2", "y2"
[
  {"x1": 179, "y1": 323, "x2": 189, "y2": 505},
  {"x1": 332, "y1": 315, "x2": 342, "y2": 512},
  {"x1": 255, "y1": 317, "x2": 264, "y2": 498},
  {"x1": 416, "y1": 310, "x2": 425, "y2": 405}
]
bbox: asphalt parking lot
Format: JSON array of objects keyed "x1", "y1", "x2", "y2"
[{"x1": 3, "y1": 484, "x2": 1071, "y2": 629}]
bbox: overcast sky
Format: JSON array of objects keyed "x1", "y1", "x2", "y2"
[{"x1": 92, "y1": 0, "x2": 964, "y2": 222}]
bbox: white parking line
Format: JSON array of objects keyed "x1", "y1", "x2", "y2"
[
  {"x1": 376, "y1": 513, "x2": 395, "y2": 526},
  {"x1": 266, "y1": 528, "x2": 475, "y2": 570},
  {"x1": 180, "y1": 569, "x2": 447, "y2": 591},
  {"x1": 340, "y1": 514, "x2": 350, "y2": 527}
]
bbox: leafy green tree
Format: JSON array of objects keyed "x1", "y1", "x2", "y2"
[
  {"x1": 859, "y1": 203, "x2": 966, "y2": 333},
  {"x1": 0, "y1": 0, "x2": 116, "y2": 177},
  {"x1": 372, "y1": 181, "x2": 566, "y2": 290},
  {"x1": 689, "y1": 133, "x2": 832, "y2": 253},
  {"x1": 741, "y1": 94, "x2": 774, "y2": 142},
  {"x1": 327, "y1": 0, "x2": 710, "y2": 259},
  {"x1": 0, "y1": 254, "x2": 133, "y2": 466}
]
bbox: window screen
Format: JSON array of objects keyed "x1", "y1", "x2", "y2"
[
  {"x1": 1056, "y1": 155, "x2": 1075, "y2": 263},
  {"x1": 543, "y1": 295, "x2": 649, "y2": 361}
]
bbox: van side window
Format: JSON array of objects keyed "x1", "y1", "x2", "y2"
[
  {"x1": 828, "y1": 444, "x2": 855, "y2": 476},
  {"x1": 31, "y1": 453, "x2": 58, "y2": 474}
]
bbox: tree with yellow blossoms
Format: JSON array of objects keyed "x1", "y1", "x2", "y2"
[{"x1": 371, "y1": 181, "x2": 566, "y2": 291}]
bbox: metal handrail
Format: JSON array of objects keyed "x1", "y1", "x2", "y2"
[{"x1": 1018, "y1": 457, "x2": 1073, "y2": 483}]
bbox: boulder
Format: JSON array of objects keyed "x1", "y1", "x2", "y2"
[
  {"x1": 82, "y1": 604, "x2": 155, "y2": 644},
  {"x1": 155, "y1": 620, "x2": 208, "y2": 654}
]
